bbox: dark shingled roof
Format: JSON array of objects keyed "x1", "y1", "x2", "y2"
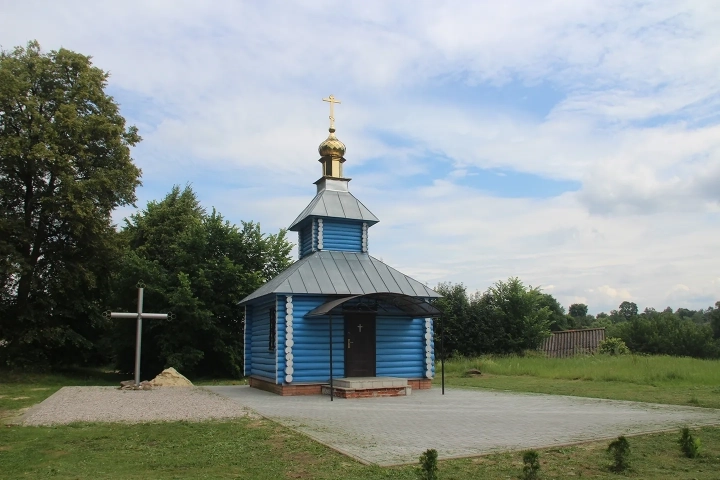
[{"x1": 239, "y1": 250, "x2": 440, "y2": 305}]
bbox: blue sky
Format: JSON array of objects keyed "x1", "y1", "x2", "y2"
[{"x1": 3, "y1": 0, "x2": 719, "y2": 313}]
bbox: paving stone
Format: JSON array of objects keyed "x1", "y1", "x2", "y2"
[{"x1": 207, "y1": 386, "x2": 720, "y2": 466}]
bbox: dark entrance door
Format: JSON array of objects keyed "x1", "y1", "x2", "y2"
[{"x1": 344, "y1": 313, "x2": 376, "y2": 377}]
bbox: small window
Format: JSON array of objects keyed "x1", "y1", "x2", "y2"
[{"x1": 268, "y1": 307, "x2": 276, "y2": 352}]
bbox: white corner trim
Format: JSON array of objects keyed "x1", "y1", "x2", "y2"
[
  {"x1": 285, "y1": 295, "x2": 294, "y2": 383},
  {"x1": 425, "y1": 318, "x2": 433, "y2": 379},
  {"x1": 361, "y1": 222, "x2": 368, "y2": 253},
  {"x1": 317, "y1": 218, "x2": 324, "y2": 250}
]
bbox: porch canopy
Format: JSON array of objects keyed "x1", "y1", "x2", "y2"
[{"x1": 306, "y1": 292, "x2": 441, "y2": 318}]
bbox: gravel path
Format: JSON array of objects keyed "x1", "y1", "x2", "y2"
[{"x1": 20, "y1": 386, "x2": 256, "y2": 426}]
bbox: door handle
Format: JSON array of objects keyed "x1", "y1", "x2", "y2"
[{"x1": 347, "y1": 339, "x2": 352, "y2": 349}]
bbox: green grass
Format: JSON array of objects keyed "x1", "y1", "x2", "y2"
[
  {"x1": 436, "y1": 354, "x2": 720, "y2": 408},
  {"x1": 1, "y1": 357, "x2": 720, "y2": 479},
  {"x1": 1, "y1": 418, "x2": 719, "y2": 479}
]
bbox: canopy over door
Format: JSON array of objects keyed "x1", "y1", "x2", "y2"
[{"x1": 306, "y1": 292, "x2": 441, "y2": 318}]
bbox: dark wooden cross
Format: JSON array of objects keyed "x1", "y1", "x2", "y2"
[
  {"x1": 107, "y1": 282, "x2": 169, "y2": 387},
  {"x1": 357, "y1": 324, "x2": 363, "y2": 332}
]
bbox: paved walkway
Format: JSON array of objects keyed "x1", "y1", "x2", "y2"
[{"x1": 208, "y1": 386, "x2": 720, "y2": 466}]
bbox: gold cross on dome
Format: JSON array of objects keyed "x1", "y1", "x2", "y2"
[{"x1": 322, "y1": 94, "x2": 341, "y2": 129}]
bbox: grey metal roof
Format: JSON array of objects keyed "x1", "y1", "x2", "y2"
[
  {"x1": 306, "y1": 293, "x2": 442, "y2": 317},
  {"x1": 239, "y1": 250, "x2": 440, "y2": 305},
  {"x1": 288, "y1": 189, "x2": 379, "y2": 231}
]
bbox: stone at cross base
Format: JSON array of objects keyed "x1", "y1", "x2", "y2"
[{"x1": 119, "y1": 380, "x2": 153, "y2": 390}]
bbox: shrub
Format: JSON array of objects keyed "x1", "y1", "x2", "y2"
[
  {"x1": 607, "y1": 436, "x2": 631, "y2": 472},
  {"x1": 599, "y1": 337, "x2": 630, "y2": 356},
  {"x1": 418, "y1": 448, "x2": 438, "y2": 480},
  {"x1": 679, "y1": 427, "x2": 702, "y2": 458},
  {"x1": 521, "y1": 450, "x2": 540, "y2": 480}
]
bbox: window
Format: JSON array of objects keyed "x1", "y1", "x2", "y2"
[{"x1": 268, "y1": 307, "x2": 276, "y2": 352}]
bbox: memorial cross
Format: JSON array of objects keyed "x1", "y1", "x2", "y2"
[{"x1": 106, "y1": 282, "x2": 170, "y2": 387}]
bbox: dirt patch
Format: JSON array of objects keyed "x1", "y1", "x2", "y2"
[
  {"x1": 1, "y1": 407, "x2": 29, "y2": 425},
  {"x1": 11, "y1": 396, "x2": 30, "y2": 400},
  {"x1": 285, "y1": 468, "x2": 313, "y2": 479},
  {"x1": 30, "y1": 388, "x2": 50, "y2": 391},
  {"x1": 283, "y1": 451, "x2": 319, "y2": 479},
  {"x1": 150, "y1": 367, "x2": 193, "y2": 387},
  {"x1": 45, "y1": 450, "x2": 70, "y2": 458}
]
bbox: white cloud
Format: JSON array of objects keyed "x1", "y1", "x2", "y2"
[{"x1": 3, "y1": 0, "x2": 720, "y2": 314}]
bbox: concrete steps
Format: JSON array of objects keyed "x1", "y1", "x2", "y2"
[{"x1": 321, "y1": 377, "x2": 411, "y2": 398}]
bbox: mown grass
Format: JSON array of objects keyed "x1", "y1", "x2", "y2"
[
  {"x1": 436, "y1": 354, "x2": 720, "y2": 408},
  {"x1": 1, "y1": 417, "x2": 719, "y2": 479}
]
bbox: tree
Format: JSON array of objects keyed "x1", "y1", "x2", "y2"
[
  {"x1": 481, "y1": 277, "x2": 551, "y2": 353},
  {"x1": 0, "y1": 41, "x2": 141, "y2": 366},
  {"x1": 433, "y1": 282, "x2": 473, "y2": 356},
  {"x1": 434, "y1": 279, "x2": 552, "y2": 357},
  {"x1": 110, "y1": 185, "x2": 293, "y2": 378},
  {"x1": 569, "y1": 303, "x2": 588, "y2": 318},
  {"x1": 618, "y1": 301, "x2": 638, "y2": 322},
  {"x1": 708, "y1": 302, "x2": 720, "y2": 339},
  {"x1": 538, "y1": 293, "x2": 568, "y2": 331}
]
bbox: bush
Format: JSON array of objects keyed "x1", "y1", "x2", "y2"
[
  {"x1": 607, "y1": 436, "x2": 631, "y2": 472},
  {"x1": 599, "y1": 337, "x2": 630, "y2": 356},
  {"x1": 521, "y1": 450, "x2": 540, "y2": 480},
  {"x1": 418, "y1": 448, "x2": 438, "y2": 480},
  {"x1": 679, "y1": 427, "x2": 702, "y2": 458}
]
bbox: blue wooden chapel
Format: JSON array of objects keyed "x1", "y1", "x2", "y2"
[{"x1": 239, "y1": 96, "x2": 441, "y2": 397}]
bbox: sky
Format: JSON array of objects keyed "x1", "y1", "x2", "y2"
[{"x1": 2, "y1": 0, "x2": 719, "y2": 314}]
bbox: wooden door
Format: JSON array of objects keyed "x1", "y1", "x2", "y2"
[{"x1": 344, "y1": 313, "x2": 376, "y2": 377}]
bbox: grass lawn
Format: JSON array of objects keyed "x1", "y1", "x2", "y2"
[
  {"x1": 435, "y1": 354, "x2": 720, "y2": 409},
  {"x1": 1, "y1": 356, "x2": 720, "y2": 479}
]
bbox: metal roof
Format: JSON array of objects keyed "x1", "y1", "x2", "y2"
[
  {"x1": 288, "y1": 189, "x2": 379, "y2": 231},
  {"x1": 541, "y1": 328, "x2": 606, "y2": 358},
  {"x1": 239, "y1": 250, "x2": 440, "y2": 305},
  {"x1": 306, "y1": 293, "x2": 441, "y2": 317}
]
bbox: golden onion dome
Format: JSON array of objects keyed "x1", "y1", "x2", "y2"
[{"x1": 318, "y1": 128, "x2": 346, "y2": 157}]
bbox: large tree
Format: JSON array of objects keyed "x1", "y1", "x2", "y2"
[
  {"x1": 568, "y1": 303, "x2": 588, "y2": 319},
  {"x1": 434, "y1": 278, "x2": 552, "y2": 356},
  {"x1": 110, "y1": 186, "x2": 293, "y2": 378},
  {"x1": 0, "y1": 41, "x2": 141, "y2": 366},
  {"x1": 482, "y1": 277, "x2": 552, "y2": 353}
]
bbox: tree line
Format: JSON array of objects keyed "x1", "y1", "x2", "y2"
[
  {"x1": 433, "y1": 282, "x2": 720, "y2": 359},
  {"x1": 567, "y1": 300, "x2": 720, "y2": 359}
]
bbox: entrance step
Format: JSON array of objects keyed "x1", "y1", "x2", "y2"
[
  {"x1": 322, "y1": 377, "x2": 411, "y2": 399},
  {"x1": 333, "y1": 376, "x2": 407, "y2": 389}
]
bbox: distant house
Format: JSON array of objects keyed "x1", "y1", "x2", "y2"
[
  {"x1": 541, "y1": 328, "x2": 606, "y2": 358},
  {"x1": 239, "y1": 98, "x2": 441, "y2": 397}
]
